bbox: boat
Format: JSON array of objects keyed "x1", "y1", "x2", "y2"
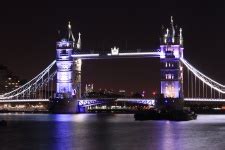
[
  {"x1": 134, "y1": 109, "x2": 197, "y2": 121},
  {"x1": 165, "y1": 110, "x2": 197, "y2": 121},
  {"x1": 134, "y1": 109, "x2": 162, "y2": 121}
]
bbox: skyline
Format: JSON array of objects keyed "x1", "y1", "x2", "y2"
[{"x1": 0, "y1": 2, "x2": 224, "y2": 96}]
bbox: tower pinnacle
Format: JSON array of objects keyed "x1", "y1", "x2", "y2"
[
  {"x1": 68, "y1": 21, "x2": 75, "y2": 42},
  {"x1": 77, "y1": 32, "x2": 81, "y2": 50},
  {"x1": 179, "y1": 28, "x2": 183, "y2": 45},
  {"x1": 170, "y1": 16, "x2": 175, "y2": 43},
  {"x1": 68, "y1": 21, "x2": 71, "y2": 29},
  {"x1": 160, "y1": 17, "x2": 182, "y2": 45}
]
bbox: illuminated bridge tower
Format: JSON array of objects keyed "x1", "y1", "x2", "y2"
[
  {"x1": 159, "y1": 17, "x2": 184, "y2": 110},
  {"x1": 50, "y1": 22, "x2": 82, "y2": 113},
  {"x1": 56, "y1": 40, "x2": 74, "y2": 99}
]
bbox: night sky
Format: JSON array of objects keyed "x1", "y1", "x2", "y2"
[{"x1": 0, "y1": 1, "x2": 224, "y2": 96}]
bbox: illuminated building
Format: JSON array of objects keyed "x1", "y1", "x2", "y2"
[
  {"x1": 160, "y1": 16, "x2": 184, "y2": 99},
  {"x1": 119, "y1": 90, "x2": 126, "y2": 96},
  {"x1": 0, "y1": 65, "x2": 21, "y2": 94},
  {"x1": 85, "y1": 84, "x2": 94, "y2": 94}
]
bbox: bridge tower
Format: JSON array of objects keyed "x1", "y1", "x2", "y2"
[
  {"x1": 158, "y1": 16, "x2": 184, "y2": 110},
  {"x1": 50, "y1": 22, "x2": 82, "y2": 113}
]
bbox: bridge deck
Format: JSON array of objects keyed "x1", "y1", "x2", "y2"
[{"x1": 0, "y1": 98, "x2": 225, "y2": 103}]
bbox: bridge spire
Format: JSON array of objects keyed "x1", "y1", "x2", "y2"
[
  {"x1": 160, "y1": 16, "x2": 183, "y2": 45},
  {"x1": 170, "y1": 16, "x2": 175, "y2": 43},
  {"x1": 179, "y1": 28, "x2": 183, "y2": 45},
  {"x1": 77, "y1": 32, "x2": 81, "y2": 50},
  {"x1": 68, "y1": 21, "x2": 75, "y2": 42}
]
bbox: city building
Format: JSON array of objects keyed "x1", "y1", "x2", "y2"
[
  {"x1": 118, "y1": 90, "x2": 126, "y2": 96},
  {"x1": 85, "y1": 84, "x2": 94, "y2": 94},
  {"x1": 0, "y1": 65, "x2": 21, "y2": 94}
]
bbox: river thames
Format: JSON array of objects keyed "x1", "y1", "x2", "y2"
[{"x1": 0, "y1": 114, "x2": 225, "y2": 150}]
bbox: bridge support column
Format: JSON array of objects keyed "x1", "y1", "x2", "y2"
[
  {"x1": 77, "y1": 106, "x2": 88, "y2": 113},
  {"x1": 49, "y1": 99, "x2": 79, "y2": 114},
  {"x1": 73, "y1": 58, "x2": 82, "y2": 99}
]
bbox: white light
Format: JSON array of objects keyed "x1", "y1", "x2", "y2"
[
  {"x1": 57, "y1": 72, "x2": 72, "y2": 81},
  {"x1": 72, "y1": 54, "x2": 100, "y2": 58},
  {"x1": 0, "y1": 99, "x2": 49, "y2": 103},
  {"x1": 116, "y1": 98, "x2": 155, "y2": 105},
  {"x1": 107, "y1": 52, "x2": 160, "y2": 56},
  {"x1": 118, "y1": 52, "x2": 160, "y2": 56},
  {"x1": 75, "y1": 58, "x2": 82, "y2": 71},
  {"x1": 184, "y1": 98, "x2": 225, "y2": 102},
  {"x1": 111, "y1": 46, "x2": 119, "y2": 55},
  {"x1": 173, "y1": 50, "x2": 180, "y2": 58},
  {"x1": 73, "y1": 52, "x2": 160, "y2": 58},
  {"x1": 160, "y1": 51, "x2": 165, "y2": 58}
]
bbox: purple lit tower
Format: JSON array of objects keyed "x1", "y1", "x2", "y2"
[
  {"x1": 51, "y1": 22, "x2": 81, "y2": 113},
  {"x1": 159, "y1": 17, "x2": 184, "y2": 108}
]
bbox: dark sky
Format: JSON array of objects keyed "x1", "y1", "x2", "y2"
[{"x1": 0, "y1": 1, "x2": 224, "y2": 96}]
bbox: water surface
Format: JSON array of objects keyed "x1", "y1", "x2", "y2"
[{"x1": 0, "y1": 113, "x2": 225, "y2": 150}]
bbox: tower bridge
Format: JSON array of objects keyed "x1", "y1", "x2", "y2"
[{"x1": 0, "y1": 17, "x2": 225, "y2": 113}]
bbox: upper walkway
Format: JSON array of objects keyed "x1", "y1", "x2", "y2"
[{"x1": 72, "y1": 50, "x2": 161, "y2": 59}]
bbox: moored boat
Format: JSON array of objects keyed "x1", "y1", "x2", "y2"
[{"x1": 134, "y1": 109, "x2": 197, "y2": 121}]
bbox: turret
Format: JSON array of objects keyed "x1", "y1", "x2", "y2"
[{"x1": 77, "y1": 32, "x2": 81, "y2": 50}]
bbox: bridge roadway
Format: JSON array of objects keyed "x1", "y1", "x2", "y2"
[{"x1": 0, "y1": 98, "x2": 225, "y2": 105}]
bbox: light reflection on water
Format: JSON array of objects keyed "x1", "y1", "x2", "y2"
[{"x1": 0, "y1": 114, "x2": 225, "y2": 150}]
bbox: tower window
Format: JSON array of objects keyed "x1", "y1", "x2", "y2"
[
  {"x1": 60, "y1": 50, "x2": 68, "y2": 56},
  {"x1": 165, "y1": 73, "x2": 174, "y2": 79}
]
